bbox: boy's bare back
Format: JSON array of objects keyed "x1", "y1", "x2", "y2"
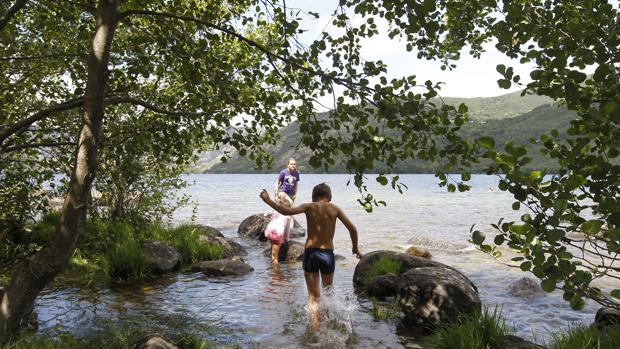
[{"x1": 301, "y1": 200, "x2": 353, "y2": 250}]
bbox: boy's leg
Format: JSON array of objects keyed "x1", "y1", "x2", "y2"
[
  {"x1": 304, "y1": 271, "x2": 321, "y2": 332},
  {"x1": 321, "y1": 273, "x2": 334, "y2": 288}
]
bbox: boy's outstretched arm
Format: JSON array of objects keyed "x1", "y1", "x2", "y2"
[
  {"x1": 337, "y1": 207, "x2": 362, "y2": 258},
  {"x1": 260, "y1": 190, "x2": 306, "y2": 215}
]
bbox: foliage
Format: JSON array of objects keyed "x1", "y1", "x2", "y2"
[
  {"x1": 552, "y1": 323, "x2": 620, "y2": 349},
  {"x1": 164, "y1": 225, "x2": 224, "y2": 264},
  {"x1": 430, "y1": 307, "x2": 511, "y2": 349},
  {"x1": 363, "y1": 255, "x2": 403, "y2": 286},
  {"x1": 370, "y1": 297, "x2": 400, "y2": 321},
  {"x1": 105, "y1": 239, "x2": 150, "y2": 280}
]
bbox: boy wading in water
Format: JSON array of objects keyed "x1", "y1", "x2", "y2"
[{"x1": 260, "y1": 183, "x2": 363, "y2": 332}]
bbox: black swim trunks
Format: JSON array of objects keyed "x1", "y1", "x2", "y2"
[{"x1": 303, "y1": 247, "x2": 335, "y2": 274}]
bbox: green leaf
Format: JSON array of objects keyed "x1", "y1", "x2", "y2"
[
  {"x1": 569, "y1": 295, "x2": 585, "y2": 310},
  {"x1": 376, "y1": 175, "x2": 388, "y2": 185},
  {"x1": 476, "y1": 137, "x2": 495, "y2": 149},
  {"x1": 610, "y1": 289, "x2": 620, "y2": 301},
  {"x1": 447, "y1": 183, "x2": 456, "y2": 192},
  {"x1": 580, "y1": 220, "x2": 604, "y2": 235},
  {"x1": 541, "y1": 279, "x2": 556, "y2": 292},
  {"x1": 494, "y1": 234, "x2": 505, "y2": 245},
  {"x1": 520, "y1": 261, "x2": 532, "y2": 271},
  {"x1": 472, "y1": 230, "x2": 485, "y2": 245},
  {"x1": 512, "y1": 202, "x2": 520, "y2": 210}
]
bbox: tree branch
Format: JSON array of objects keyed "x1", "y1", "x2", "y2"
[
  {"x1": 1, "y1": 142, "x2": 76, "y2": 154},
  {"x1": 0, "y1": 0, "x2": 28, "y2": 32}
]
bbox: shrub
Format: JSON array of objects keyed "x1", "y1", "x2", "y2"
[
  {"x1": 552, "y1": 323, "x2": 620, "y2": 349},
  {"x1": 165, "y1": 225, "x2": 224, "y2": 264},
  {"x1": 363, "y1": 255, "x2": 403, "y2": 286},
  {"x1": 431, "y1": 307, "x2": 511, "y2": 349},
  {"x1": 106, "y1": 239, "x2": 149, "y2": 280}
]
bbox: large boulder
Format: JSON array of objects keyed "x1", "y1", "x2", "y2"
[
  {"x1": 194, "y1": 225, "x2": 246, "y2": 257},
  {"x1": 262, "y1": 240, "x2": 305, "y2": 262},
  {"x1": 594, "y1": 307, "x2": 620, "y2": 328},
  {"x1": 353, "y1": 250, "x2": 446, "y2": 289},
  {"x1": 289, "y1": 220, "x2": 306, "y2": 239},
  {"x1": 238, "y1": 214, "x2": 270, "y2": 240},
  {"x1": 507, "y1": 277, "x2": 545, "y2": 299},
  {"x1": 397, "y1": 266, "x2": 481, "y2": 327},
  {"x1": 140, "y1": 241, "x2": 181, "y2": 274},
  {"x1": 191, "y1": 258, "x2": 254, "y2": 276},
  {"x1": 353, "y1": 250, "x2": 479, "y2": 327}
]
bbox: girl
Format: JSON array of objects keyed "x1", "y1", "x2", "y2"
[{"x1": 264, "y1": 192, "x2": 293, "y2": 269}]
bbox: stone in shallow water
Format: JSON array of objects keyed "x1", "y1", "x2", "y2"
[
  {"x1": 237, "y1": 214, "x2": 270, "y2": 240},
  {"x1": 191, "y1": 258, "x2": 254, "y2": 276},
  {"x1": 194, "y1": 224, "x2": 247, "y2": 257},
  {"x1": 507, "y1": 277, "x2": 546, "y2": 299},
  {"x1": 140, "y1": 241, "x2": 181, "y2": 274},
  {"x1": 134, "y1": 335, "x2": 178, "y2": 349}
]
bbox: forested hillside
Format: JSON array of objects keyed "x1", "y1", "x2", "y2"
[{"x1": 200, "y1": 102, "x2": 574, "y2": 174}]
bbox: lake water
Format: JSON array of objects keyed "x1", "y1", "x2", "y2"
[{"x1": 35, "y1": 174, "x2": 618, "y2": 348}]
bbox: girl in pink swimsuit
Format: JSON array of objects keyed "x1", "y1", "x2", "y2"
[{"x1": 265, "y1": 193, "x2": 293, "y2": 269}]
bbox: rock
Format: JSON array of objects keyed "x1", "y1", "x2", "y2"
[
  {"x1": 194, "y1": 225, "x2": 247, "y2": 257},
  {"x1": 140, "y1": 241, "x2": 181, "y2": 274},
  {"x1": 498, "y1": 335, "x2": 544, "y2": 349},
  {"x1": 353, "y1": 250, "x2": 447, "y2": 289},
  {"x1": 191, "y1": 258, "x2": 254, "y2": 276},
  {"x1": 594, "y1": 307, "x2": 620, "y2": 328},
  {"x1": 263, "y1": 240, "x2": 305, "y2": 262},
  {"x1": 289, "y1": 219, "x2": 306, "y2": 239},
  {"x1": 405, "y1": 246, "x2": 432, "y2": 259},
  {"x1": 135, "y1": 335, "x2": 178, "y2": 349},
  {"x1": 238, "y1": 214, "x2": 270, "y2": 240},
  {"x1": 367, "y1": 273, "x2": 399, "y2": 300},
  {"x1": 397, "y1": 265, "x2": 481, "y2": 327},
  {"x1": 507, "y1": 277, "x2": 545, "y2": 299}
]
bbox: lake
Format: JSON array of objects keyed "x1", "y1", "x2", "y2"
[{"x1": 35, "y1": 174, "x2": 616, "y2": 348}]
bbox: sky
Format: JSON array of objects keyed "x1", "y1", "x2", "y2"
[{"x1": 287, "y1": 0, "x2": 535, "y2": 99}]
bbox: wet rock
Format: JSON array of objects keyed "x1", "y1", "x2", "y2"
[
  {"x1": 140, "y1": 241, "x2": 181, "y2": 274},
  {"x1": 263, "y1": 240, "x2": 305, "y2": 262},
  {"x1": 498, "y1": 335, "x2": 544, "y2": 349},
  {"x1": 367, "y1": 273, "x2": 399, "y2": 300},
  {"x1": 289, "y1": 219, "x2": 306, "y2": 239},
  {"x1": 397, "y1": 265, "x2": 481, "y2": 327},
  {"x1": 507, "y1": 277, "x2": 545, "y2": 299},
  {"x1": 405, "y1": 246, "x2": 432, "y2": 259},
  {"x1": 194, "y1": 225, "x2": 247, "y2": 257},
  {"x1": 135, "y1": 335, "x2": 178, "y2": 349},
  {"x1": 191, "y1": 258, "x2": 254, "y2": 276},
  {"x1": 353, "y1": 250, "x2": 446, "y2": 289},
  {"x1": 594, "y1": 307, "x2": 620, "y2": 328},
  {"x1": 238, "y1": 214, "x2": 270, "y2": 240}
]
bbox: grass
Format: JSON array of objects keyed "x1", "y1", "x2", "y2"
[
  {"x1": 21, "y1": 213, "x2": 227, "y2": 284},
  {"x1": 1, "y1": 325, "x2": 215, "y2": 349},
  {"x1": 552, "y1": 323, "x2": 620, "y2": 349},
  {"x1": 363, "y1": 255, "x2": 403, "y2": 286},
  {"x1": 430, "y1": 307, "x2": 511, "y2": 349},
  {"x1": 371, "y1": 297, "x2": 400, "y2": 320}
]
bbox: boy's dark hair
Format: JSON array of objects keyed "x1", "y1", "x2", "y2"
[{"x1": 312, "y1": 183, "x2": 332, "y2": 201}]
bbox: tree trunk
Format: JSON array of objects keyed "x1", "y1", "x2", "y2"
[{"x1": 0, "y1": 0, "x2": 118, "y2": 342}]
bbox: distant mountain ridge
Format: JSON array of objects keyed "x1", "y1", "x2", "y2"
[{"x1": 194, "y1": 91, "x2": 571, "y2": 174}]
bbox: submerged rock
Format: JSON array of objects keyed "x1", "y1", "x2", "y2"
[
  {"x1": 507, "y1": 277, "x2": 545, "y2": 299},
  {"x1": 262, "y1": 240, "x2": 305, "y2": 262},
  {"x1": 238, "y1": 214, "x2": 270, "y2": 240},
  {"x1": 135, "y1": 335, "x2": 178, "y2": 349},
  {"x1": 140, "y1": 241, "x2": 181, "y2": 274},
  {"x1": 405, "y1": 246, "x2": 432, "y2": 259},
  {"x1": 289, "y1": 219, "x2": 306, "y2": 239},
  {"x1": 191, "y1": 258, "x2": 254, "y2": 276},
  {"x1": 353, "y1": 250, "x2": 480, "y2": 327},
  {"x1": 194, "y1": 224, "x2": 247, "y2": 257}
]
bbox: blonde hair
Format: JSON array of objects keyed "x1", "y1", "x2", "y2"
[{"x1": 277, "y1": 192, "x2": 293, "y2": 208}]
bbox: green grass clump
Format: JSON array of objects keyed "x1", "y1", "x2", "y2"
[
  {"x1": 105, "y1": 239, "x2": 149, "y2": 280},
  {"x1": 552, "y1": 323, "x2": 620, "y2": 349},
  {"x1": 371, "y1": 297, "x2": 400, "y2": 320},
  {"x1": 431, "y1": 307, "x2": 511, "y2": 349},
  {"x1": 165, "y1": 225, "x2": 224, "y2": 264},
  {"x1": 363, "y1": 255, "x2": 403, "y2": 286}
]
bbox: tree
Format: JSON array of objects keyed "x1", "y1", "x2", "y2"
[
  {"x1": 0, "y1": 0, "x2": 474, "y2": 340},
  {"x1": 341, "y1": 0, "x2": 618, "y2": 310}
]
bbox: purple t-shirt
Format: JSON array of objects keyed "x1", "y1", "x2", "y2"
[{"x1": 278, "y1": 169, "x2": 300, "y2": 196}]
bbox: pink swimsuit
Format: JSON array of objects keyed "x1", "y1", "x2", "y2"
[{"x1": 264, "y1": 211, "x2": 292, "y2": 245}]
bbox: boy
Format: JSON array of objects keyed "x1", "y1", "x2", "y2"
[{"x1": 260, "y1": 183, "x2": 363, "y2": 332}]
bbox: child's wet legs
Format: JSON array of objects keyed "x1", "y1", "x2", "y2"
[
  {"x1": 305, "y1": 271, "x2": 321, "y2": 332},
  {"x1": 321, "y1": 272, "x2": 334, "y2": 288},
  {"x1": 271, "y1": 243, "x2": 280, "y2": 270}
]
